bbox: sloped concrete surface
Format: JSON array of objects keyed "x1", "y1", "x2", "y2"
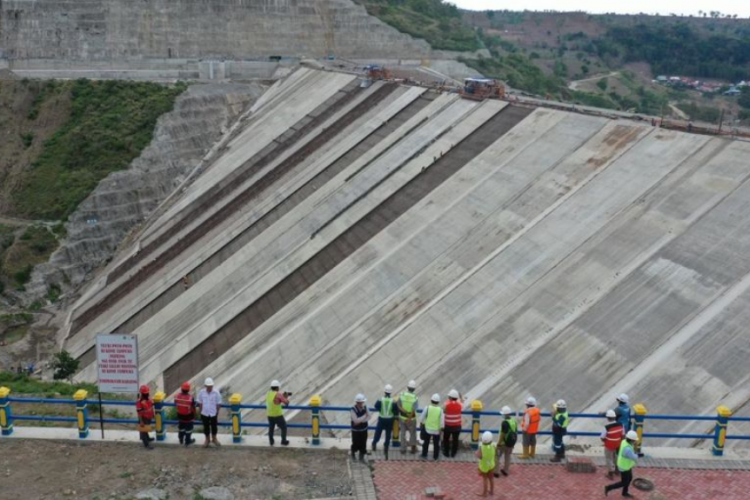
[{"x1": 64, "y1": 70, "x2": 750, "y2": 448}]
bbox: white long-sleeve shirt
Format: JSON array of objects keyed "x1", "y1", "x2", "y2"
[
  {"x1": 419, "y1": 405, "x2": 445, "y2": 435},
  {"x1": 197, "y1": 388, "x2": 222, "y2": 417}
]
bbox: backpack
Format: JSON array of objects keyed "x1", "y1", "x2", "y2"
[{"x1": 504, "y1": 419, "x2": 518, "y2": 447}]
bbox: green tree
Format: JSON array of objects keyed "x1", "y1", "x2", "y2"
[{"x1": 51, "y1": 350, "x2": 80, "y2": 382}]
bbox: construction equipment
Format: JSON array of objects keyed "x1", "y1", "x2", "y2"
[
  {"x1": 365, "y1": 64, "x2": 392, "y2": 80},
  {"x1": 460, "y1": 78, "x2": 506, "y2": 100}
]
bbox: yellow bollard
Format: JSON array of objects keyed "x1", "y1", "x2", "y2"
[
  {"x1": 471, "y1": 400, "x2": 483, "y2": 450},
  {"x1": 310, "y1": 395, "x2": 321, "y2": 446},
  {"x1": 230, "y1": 393, "x2": 243, "y2": 444},
  {"x1": 74, "y1": 389, "x2": 89, "y2": 439},
  {"x1": 0, "y1": 387, "x2": 12, "y2": 436}
]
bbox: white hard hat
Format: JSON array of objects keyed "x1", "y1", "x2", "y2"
[
  {"x1": 626, "y1": 430, "x2": 638, "y2": 441},
  {"x1": 606, "y1": 409, "x2": 617, "y2": 419},
  {"x1": 501, "y1": 406, "x2": 512, "y2": 416},
  {"x1": 431, "y1": 393, "x2": 440, "y2": 403},
  {"x1": 617, "y1": 393, "x2": 630, "y2": 404},
  {"x1": 526, "y1": 396, "x2": 537, "y2": 406},
  {"x1": 384, "y1": 384, "x2": 393, "y2": 393},
  {"x1": 448, "y1": 389, "x2": 459, "y2": 399},
  {"x1": 556, "y1": 399, "x2": 567, "y2": 409},
  {"x1": 204, "y1": 377, "x2": 214, "y2": 386},
  {"x1": 271, "y1": 380, "x2": 280, "y2": 387},
  {"x1": 407, "y1": 380, "x2": 417, "y2": 389},
  {"x1": 481, "y1": 431, "x2": 493, "y2": 444},
  {"x1": 355, "y1": 393, "x2": 367, "y2": 403}
]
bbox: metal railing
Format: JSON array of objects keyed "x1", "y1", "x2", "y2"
[{"x1": 0, "y1": 387, "x2": 745, "y2": 456}]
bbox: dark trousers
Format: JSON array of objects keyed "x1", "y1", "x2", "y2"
[
  {"x1": 178, "y1": 416, "x2": 194, "y2": 444},
  {"x1": 351, "y1": 430, "x2": 368, "y2": 458},
  {"x1": 553, "y1": 431, "x2": 565, "y2": 457},
  {"x1": 372, "y1": 418, "x2": 393, "y2": 448},
  {"x1": 422, "y1": 433, "x2": 441, "y2": 460},
  {"x1": 201, "y1": 415, "x2": 218, "y2": 437},
  {"x1": 139, "y1": 418, "x2": 152, "y2": 447},
  {"x1": 606, "y1": 469, "x2": 633, "y2": 495},
  {"x1": 442, "y1": 426, "x2": 461, "y2": 457},
  {"x1": 268, "y1": 415, "x2": 287, "y2": 444}
]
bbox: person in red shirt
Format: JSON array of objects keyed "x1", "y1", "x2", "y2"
[
  {"x1": 601, "y1": 409, "x2": 625, "y2": 479},
  {"x1": 442, "y1": 389, "x2": 464, "y2": 458},
  {"x1": 136, "y1": 385, "x2": 155, "y2": 450},
  {"x1": 175, "y1": 381, "x2": 197, "y2": 446}
]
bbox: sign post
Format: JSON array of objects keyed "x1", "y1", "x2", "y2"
[{"x1": 95, "y1": 334, "x2": 139, "y2": 439}]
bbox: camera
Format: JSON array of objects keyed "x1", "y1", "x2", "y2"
[{"x1": 284, "y1": 391, "x2": 293, "y2": 397}]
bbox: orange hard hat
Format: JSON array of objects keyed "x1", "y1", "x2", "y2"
[
  {"x1": 139, "y1": 385, "x2": 150, "y2": 395},
  {"x1": 181, "y1": 382, "x2": 191, "y2": 392}
]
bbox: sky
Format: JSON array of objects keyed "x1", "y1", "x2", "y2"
[{"x1": 452, "y1": 0, "x2": 750, "y2": 17}]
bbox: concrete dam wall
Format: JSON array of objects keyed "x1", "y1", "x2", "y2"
[
  {"x1": 0, "y1": 0, "x2": 432, "y2": 61},
  {"x1": 64, "y1": 69, "x2": 750, "y2": 446}
]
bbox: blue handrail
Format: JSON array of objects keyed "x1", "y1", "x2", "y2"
[{"x1": 1, "y1": 394, "x2": 747, "y2": 453}]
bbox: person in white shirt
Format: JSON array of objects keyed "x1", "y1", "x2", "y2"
[{"x1": 197, "y1": 377, "x2": 222, "y2": 448}]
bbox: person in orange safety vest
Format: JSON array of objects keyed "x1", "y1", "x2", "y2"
[
  {"x1": 520, "y1": 396, "x2": 541, "y2": 459},
  {"x1": 136, "y1": 385, "x2": 155, "y2": 450}
]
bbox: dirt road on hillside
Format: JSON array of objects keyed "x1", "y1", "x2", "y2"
[{"x1": 0, "y1": 439, "x2": 353, "y2": 500}]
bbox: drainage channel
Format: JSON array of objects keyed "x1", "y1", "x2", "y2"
[{"x1": 162, "y1": 104, "x2": 533, "y2": 393}]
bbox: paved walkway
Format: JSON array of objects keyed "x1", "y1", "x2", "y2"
[{"x1": 372, "y1": 460, "x2": 750, "y2": 500}]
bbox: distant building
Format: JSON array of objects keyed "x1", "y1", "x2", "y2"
[{"x1": 724, "y1": 87, "x2": 742, "y2": 96}]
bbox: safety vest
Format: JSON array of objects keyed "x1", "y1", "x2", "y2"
[
  {"x1": 399, "y1": 391, "x2": 417, "y2": 420},
  {"x1": 479, "y1": 443, "x2": 496, "y2": 473},
  {"x1": 604, "y1": 422, "x2": 624, "y2": 451},
  {"x1": 136, "y1": 398, "x2": 154, "y2": 420},
  {"x1": 444, "y1": 400, "x2": 463, "y2": 427},
  {"x1": 523, "y1": 407, "x2": 541, "y2": 434},
  {"x1": 379, "y1": 397, "x2": 394, "y2": 419},
  {"x1": 175, "y1": 392, "x2": 194, "y2": 416},
  {"x1": 502, "y1": 418, "x2": 518, "y2": 445},
  {"x1": 554, "y1": 411, "x2": 570, "y2": 429},
  {"x1": 425, "y1": 405, "x2": 442, "y2": 434},
  {"x1": 351, "y1": 405, "x2": 368, "y2": 431},
  {"x1": 617, "y1": 440, "x2": 636, "y2": 472},
  {"x1": 266, "y1": 391, "x2": 283, "y2": 418}
]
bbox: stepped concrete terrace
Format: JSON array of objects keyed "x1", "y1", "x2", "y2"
[{"x1": 63, "y1": 68, "x2": 750, "y2": 449}]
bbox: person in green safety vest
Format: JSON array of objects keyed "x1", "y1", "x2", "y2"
[
  {"x1": 371, "y1": 384, "x2": 395, "y2": 460},
  {"x1": 550, "y1": 399, "x2": 570, "y2": 463},
  {"x1": 419, "y1": 393, "x2": 444, "y2": 460},
  {"x1": 494, "y1": 405, "x2": 518, "y2": 477},
  {"x1": 604, "y1": 430, "x2": 639, "y2": 498},
  {"x1": 475, "y1": 431, "x2": 496, "y2": 497},
  {"x1": 266, "y1": 380, "x2": 291, "y2": 446},
  {"x1": 397, "y1": 380, "x2": 419, "y2": 454}
]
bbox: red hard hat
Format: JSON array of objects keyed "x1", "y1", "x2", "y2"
[
  {"x1": 181, "y1": 382, "x2": 191, "y2": 392},
  {"x1": 139, "y1": 385, "x2": 150, "y2": 395}
]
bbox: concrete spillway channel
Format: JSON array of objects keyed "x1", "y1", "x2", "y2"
[{"x1": 65, "y1": 69, "x2": 750, "y2": 445}]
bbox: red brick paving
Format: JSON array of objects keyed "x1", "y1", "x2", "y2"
[{"x1": 373, "y1": 461, "x2": 747, "y2": 499}]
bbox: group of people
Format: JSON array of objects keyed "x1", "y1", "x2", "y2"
[
  {"x1": 357, "y1": 385, "x2": 639, "y2": 498},
  {"x1": 136, "y1": 378, "x2": 639, "y2": 498},
  {"x1": 136, "y1": 378, "x2": 222, "y2": 450}
]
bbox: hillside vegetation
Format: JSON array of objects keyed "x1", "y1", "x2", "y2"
[
  {"x1": 11, "y1": 79, "x2": 187, "y2": 221},
  {"x1": 360, "y1": 2, "x2": 750, "y2": 120},
  {"x1": 356, "y1": 0, "x2": 480, "y2": 51}
]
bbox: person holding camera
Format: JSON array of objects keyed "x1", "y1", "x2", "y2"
[{"x1": 266, "y1": 380, "x2": 291, "y2": 446}]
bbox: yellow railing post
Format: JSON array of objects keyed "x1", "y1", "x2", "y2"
[
  {"x1": 230, "y1": 393, "x2": 243, "y2": 444},
  {"x1": 74, "y1": 389, "x2": 89, "y2": 439},
  {"x1": 310, "y1": 395, "x2": 321, "y2": 446},
  {"x1": 471, "y1": 400, "x2": 483, "y2": 450},
  {"x1": 0, "y1": 387, "x2": 13, "y2": 436},
  {"x1": 713, "y1": 406, "x2": 732, "y2": 456},
  {"x1": 633, "y1": 403, "x2": 647, "y2": 453},
  {"x1": 153, "y1": 391, "x2": 166, "y2": 441}
]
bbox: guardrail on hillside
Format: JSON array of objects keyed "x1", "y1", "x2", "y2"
[{"x1": 1, "y1": 387, "x2": 747, "y2": 457}]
